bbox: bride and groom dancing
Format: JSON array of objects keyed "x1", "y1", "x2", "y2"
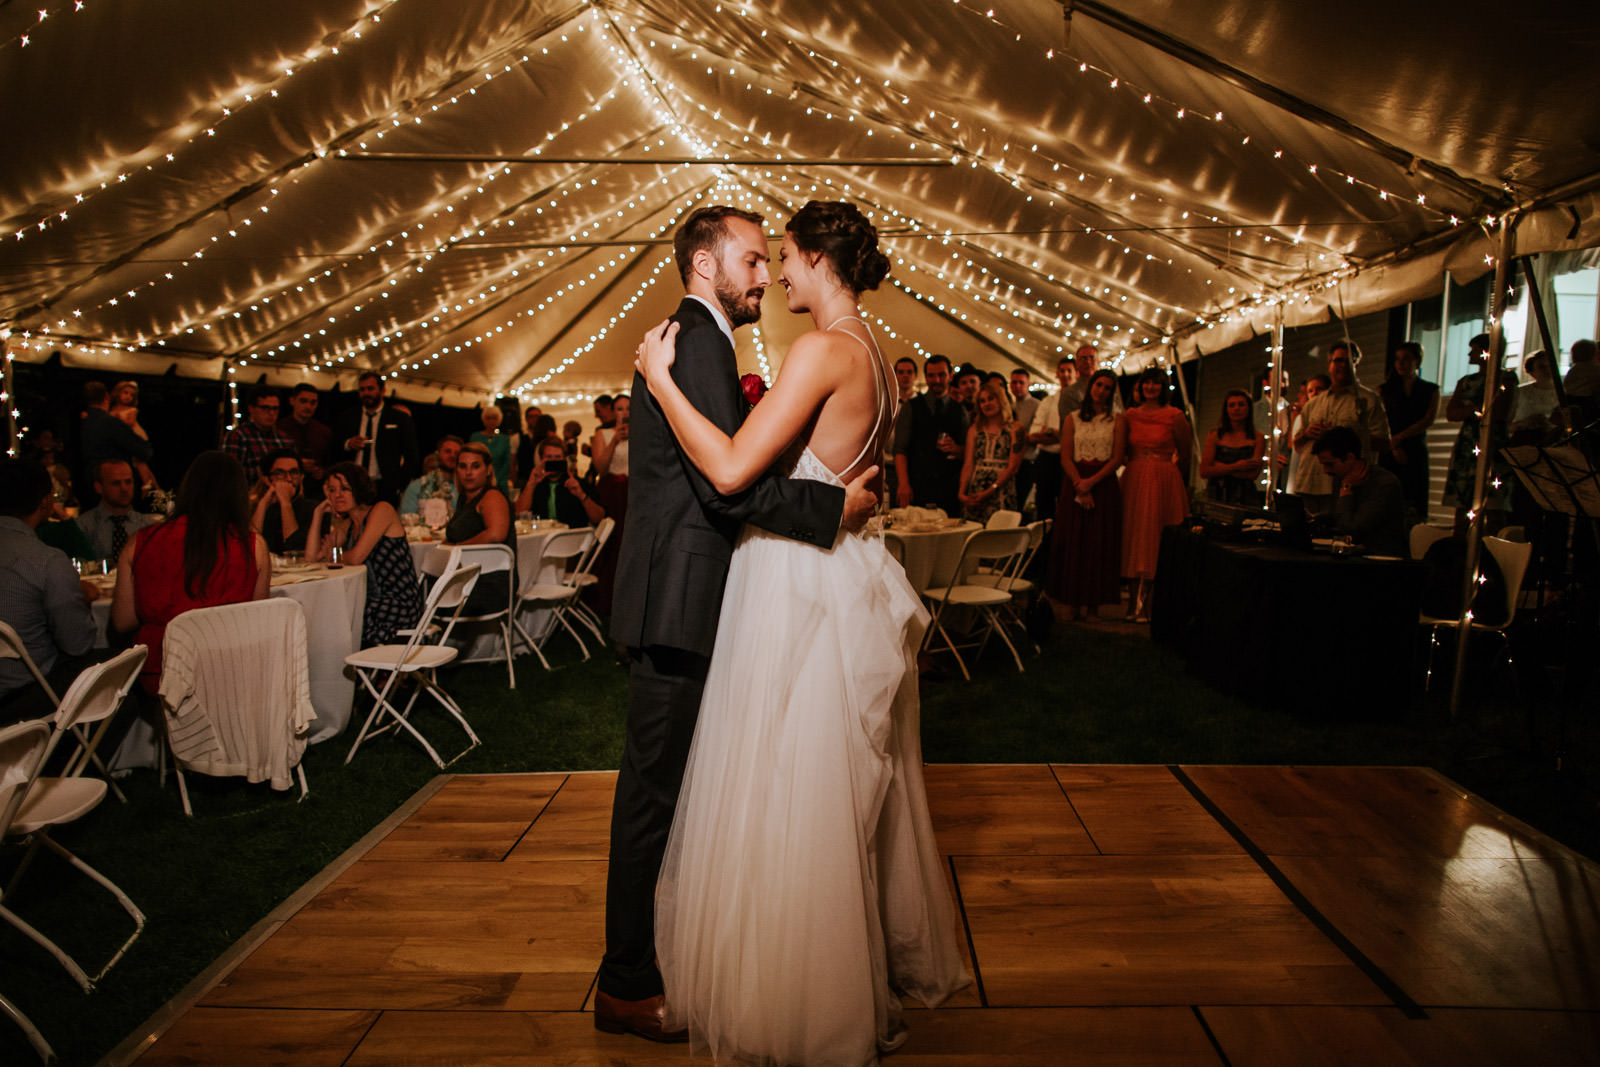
[{"x1": 598, "y1": 201, "x2": 969, "y2": 1064}]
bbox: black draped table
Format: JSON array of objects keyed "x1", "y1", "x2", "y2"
[{"x1": 1151, "y1": 527, "x2": 1425, "y2": 718}]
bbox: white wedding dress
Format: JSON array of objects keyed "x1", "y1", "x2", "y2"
[{"x1": 655, "y1": 320, "x2": 971, "y2": 1066}]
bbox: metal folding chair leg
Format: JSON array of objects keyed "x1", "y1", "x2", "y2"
[
  {"x1": 1, "y1": 992, "x2": 54, "y2": 1063},
  {"x1": 1, "y1": 834, "x2": 145, "y2": 992}
]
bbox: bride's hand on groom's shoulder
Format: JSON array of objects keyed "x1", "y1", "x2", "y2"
[{"x1": 635, "y1": 319, "x2": 681, "y2": 384}]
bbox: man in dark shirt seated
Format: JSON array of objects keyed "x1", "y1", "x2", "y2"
[
  {"x1": 515, "y1": 436, "x2": 605, "y2": 529},
  {"x1": 1312, "y1": 426, "x2": 1408, "y2": 557},
  {"x1": 250, "y1": 449, "x2": 318, "y2": 554}
]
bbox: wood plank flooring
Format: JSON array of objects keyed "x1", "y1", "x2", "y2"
[{"x1": 130, "y1": 765, "x2": 1600, "y2": 1065}]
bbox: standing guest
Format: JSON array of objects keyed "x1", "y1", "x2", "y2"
[
  {"x1": 1511, "y1": 350, "x2": 1561, "y2": 444},
  {"x1": 335, "y1": 372, "x2": 420, "y2": 506},
  {"x1": 891, "y1": 353, "x2": 967, "y2": 513},
  {"x1": 591, "y1": 394, "x2": 632, "y2": 483},
  {"x1": 400, "y1": 435, "x2": 462, "y2": 516},
  {"x1": 1564, "y1": 338, "x2": 1599, "y2": 400},
  {"x1": 1285, "y1": 374, "x2": 1331, "y2": 497},
  {"x1": 1009, "y1": 368, "x2": 1041, "y2": 517},
  {"x1": 471, "y1": 403, "x2": 514, "y2": 492},
  {"x1": 951, "y1": 364, "x2": 983, "y2": 421},
  {"x1": 0, "y1": 458, "x2": 101, "y2": 724},
  {"x1": 74, "y1": 458, "x2": 159, "y2": 562},
  {"x1": 1057, "y1": 344, "x2": 1106, "y2": 421},
  {"x1": 1027, "y1": 355, "x2": 1071, "y2": 528},
  {"x1": 81, "y1": 380, "x2": 158, "y2": 494},
  {"x1": 1311, "y1": 426, "x2": 1407, "y2": 558},
  {"x1": 1120, "y1": 367, "x2": 1191, "y2": 622},
  {"x1": 1443, "y1": 333, "x2": 1518, "y2": 534},
  {"x1": 588, "y1": 396, "x2": 630, "y2": 612},
  {"x1": 111, "y1": 452, "x2": 269, "y2": 696},
  {"x1": 517, "y1": 436, "x2": 606, "y2": 529},
  {"x1": 1292, "y1": 342, "x2": 1389, "y2": 517},
  {"x1": 893, "y1": 356, "x2": 919, "y2": 403},
  {"x1": 1047, "y1": 370, "x2": 1126, "y2": 621},
  {"x1": 886, "y1": 357, "x2": 919, "y2": 504},
  {"x1": 958, "y1": 378, "x2": 1024, "y2": 523},
  {"x1": 306, "y1": 463, "x2": 421, "y2": 647},
  {"x1": 583, "y1": 395, "x2": 618, "y2": 471},
  {"x1": 278, "y1": 383, "x2": 333, "y2": 486},
  {"x1": 513, "y1": 404, "x2": 546, "y2": 487},
  {"x1": 1198, "y1": 390, "x2": 1264, "y2": 506},
  {"x1": 222, "y1": 385, "x2": 293, "y2": 485},
  {"x1": 444, "y1": 441, "x2": 518, "y2": 617},
  {"x1": 250, "y1": 449, "x2": 317, "y2": 554},
  {"x1": 1378, "y1": 341, "x2": 1439, "y2": 521}
]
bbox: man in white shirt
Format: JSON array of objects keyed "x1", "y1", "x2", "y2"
[
  {"x1": 1292, "y1": 342, "x2": 1389, "y2": 515},
  {"x1": 1028, "y1": 355, "x2": 1071, "y2": 524}
]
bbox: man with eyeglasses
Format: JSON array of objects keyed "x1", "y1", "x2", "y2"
[
  {"x1": 250, "y1": 448, "x2": 318, "y2": 554},
  {"x1": 223, "y1": 385, "x2": 294, "y2": 484}
]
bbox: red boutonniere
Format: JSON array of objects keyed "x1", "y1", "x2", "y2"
[{"x1": 741, "y1": 373, "x2": 768, "y2": 407}]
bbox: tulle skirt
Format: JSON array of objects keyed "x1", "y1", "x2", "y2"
[{"x1": 656, "y1": 524, "x2": 970, "y2": 1066}]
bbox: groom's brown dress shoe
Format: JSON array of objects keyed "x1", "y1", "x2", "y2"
[{"x1": 593, "y1": 991, "x2": 689, "y2": 1043}]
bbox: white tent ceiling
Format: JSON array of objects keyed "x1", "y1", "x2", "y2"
[{"x1": 3, "y1": 0, "x2": 1599, "y2": 411}]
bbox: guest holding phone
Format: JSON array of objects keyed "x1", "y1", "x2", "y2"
[{"x1": 515, "y1": 436, "x2": 605, "y2": 529}]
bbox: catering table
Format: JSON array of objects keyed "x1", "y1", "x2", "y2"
[
  {"x1": 1151, "y1": 527, "x2": 1425, "y2": 718},
  {"x1": 886, "y1": 520, "x2": 982, "y2": 592},
  {"x1": 92, "y1": 562, "x2": 366, "y2": 746}
]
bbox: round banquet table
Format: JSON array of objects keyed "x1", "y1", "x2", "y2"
[
  {"x1": 91, "y1": 563, "x2": 367, "y2": 759},
  {"x1": 886, "y1": 520, "x2": 982, "y2": 592}
]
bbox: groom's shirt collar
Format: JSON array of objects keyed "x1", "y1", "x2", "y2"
[{"x1": 686, "y1": 294, "x2": 736, "y2": 350}]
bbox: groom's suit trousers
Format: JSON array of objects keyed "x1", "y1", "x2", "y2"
[{"x1": 599, "y1": 644, "x2": 709, "y2": 1000}]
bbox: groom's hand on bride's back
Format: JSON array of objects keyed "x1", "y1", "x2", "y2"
[{"x1": 841, "y1": 465, "x2": 881, "y2": 532}]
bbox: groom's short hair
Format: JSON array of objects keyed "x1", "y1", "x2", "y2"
[{"x1": 674, "y1": 206, "x2": 765, "y2": 284}]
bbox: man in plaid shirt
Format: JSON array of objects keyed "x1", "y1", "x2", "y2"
[{"x1": 223, "y1": 385, "x2": 294, "y2": 484}]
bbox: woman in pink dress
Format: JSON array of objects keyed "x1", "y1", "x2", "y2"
[{"x1": 1119, "y1": 368, "x2": 1191, "y2": 621}]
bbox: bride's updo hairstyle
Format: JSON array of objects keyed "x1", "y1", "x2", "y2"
[{"x1": 785, "y1": 200, "x2": 890, "y2": 294}]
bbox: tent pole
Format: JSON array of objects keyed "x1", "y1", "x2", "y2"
[
  {"x1": 2, "y1": 327, "x2": 15, "y2": 457},
  {"x1": 1167, "y1": 342, "x2": 1200, "y2": 488},
  {"x1": 1267, "y1": 306, "x2": 1286, "y2": 508},
  {"x1": 1448, "y1": 214, "x2": 1517, "y2": 719}
]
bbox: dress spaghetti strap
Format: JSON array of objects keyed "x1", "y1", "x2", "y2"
[{"x1": 824, "y1": 315, "x2": 893, "y2": 479}]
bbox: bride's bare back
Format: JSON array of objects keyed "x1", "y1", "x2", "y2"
[{"x1": 786, "y1": 317, "x2": 892, "y2": 484}]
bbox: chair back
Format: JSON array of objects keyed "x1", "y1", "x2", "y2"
[
  {"x1": 0, "y1": 721, "x2": 50, "y2": 836},
  {"x1": 948, "y1": 527, "x2": 1032, "y2": 592},
  {"x1": 1409, "y1": 523, "x2": 1451, "y2": 560},
  {"x1": 985, "y1": 509, "x2": 1023, "y2": 529},
  {"x1": 1481, "y1": 536, "x2": 1534, "y2": 627},
  {"x1": 419, "y1": 549, "x2": 482, "y2": 644},
  {"x1": 528, "y1": 528, "x2": 597, "y2": 594},
  {"x1": 54, "y1": 646, "x2": 147, "y2": 736},
  {"x1": 0, "y1": 620, "x2": 60, "y2": 708}
]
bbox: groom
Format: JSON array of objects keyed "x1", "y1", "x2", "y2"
[{"x1": 597, "y1": 206, "x2": 878, "y2": 1041}]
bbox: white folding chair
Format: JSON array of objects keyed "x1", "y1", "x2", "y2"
[
  {"x1": 1422, "y1": 535, "x2": 1533, "y2": 693},
  {"x1": 0, "y1": 621, "x2": 134, "y2": 804},
  {"x1": 158, "y1": 600, "x2": 313, "y2": 816},
  {"x1": 513, "y1": 528, "x2": 597, "y2": 669},
  {"x1": 1409, "y1": 523, "x2": 1451, "y2": 560},
  {"x1": 53, "y1": 645, "x2": 146, "y2": 805},
  {"x1": 419, "y1": 542, "x2": 518, "y2": 688},
  {"x1": 920, "y1": 527, "x2": 1032, "y2": 680},
  {"x1": 566, "y1": 517, "x2": 615, "y2": 643},
  {"x1": 1, "y1": 678, "x2": 147, "y2": 992},
  {"x1": 345, "y1": 552, "x2": 482, "y2": 768},
  {"x1": 966, "y1": 518, "x2": 1051, "y2": 653},
  {"x1": 984, "y1": 509, "x2": 1023, "y2": 529},
  {"x1": 1, "y1": 991, "x2": 53, "y2": 1063}
]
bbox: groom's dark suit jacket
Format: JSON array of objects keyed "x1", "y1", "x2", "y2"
[{"x1": 610, "y1": 298, "x2": 845, "y2": 657}]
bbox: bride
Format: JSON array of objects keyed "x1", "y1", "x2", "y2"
[{"x1": 634, "y1": 199, "x2": 970, "y2": 1065}]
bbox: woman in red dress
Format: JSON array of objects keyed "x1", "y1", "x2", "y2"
[
  {"x1": 112, "y1": 451, "x2": 269, "y2": 694},
  {"x1": 1119, "y1": 368, "x2": 1191, "y2": 622}
]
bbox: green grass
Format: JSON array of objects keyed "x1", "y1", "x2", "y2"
[{"x1": 1, "y1": 620, "x2": 1594, "y2": 1065}]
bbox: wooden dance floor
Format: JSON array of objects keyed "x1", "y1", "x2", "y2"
[{"x1": 124, "y1": 765, "x2": 1600, "y2": 1064}]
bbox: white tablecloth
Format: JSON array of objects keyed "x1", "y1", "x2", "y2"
[
  {"x1": 887, "y1": 521, "x2": 982, "y2": 591},
  {"x1": 93, "y1": 564, "x2": 366, "y2": 744}
]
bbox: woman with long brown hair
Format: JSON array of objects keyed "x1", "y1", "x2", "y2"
[{"x1": 1047, "y1": 369, "x2": 1127, "y2": 621}]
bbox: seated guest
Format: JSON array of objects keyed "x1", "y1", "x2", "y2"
[
  {"x1": 75, "y1": 458, "x2": 160, "y2": 562},
  {"x1": 399, "y1": 435, "x2": 462, "y2": 516},
  {"x1": 31, "y1": 430, "x2": 76, "y2": 508},
  {"x1": 250, "y1": 448, "x2": 318, "y2": 554},
  {"x1": 305, "y1": 463, "x2": 421, "y2": 647},
  {"x1": 515, "y1": 436, "x2": 605, "y2": 529},
  {"x1": 111, "y1": 451, "x2": 270, "y2": 696},
  {"x1": 1199, "y1": 389, "x2": 1264, "y2": 506},
  {"x1": 0, "y1": 458, "x2": 101, "y2": 724},
  {"x1": 444, "y1": 442, "x2": 519, "y2": 615},
  {"x1": 1311, "y1": 426, "x2": 1407, "y2": 558}
]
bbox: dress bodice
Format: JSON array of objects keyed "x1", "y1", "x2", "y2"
[
  {"x1": 1126, "y1": 405, "x2": 1180, "y2": 459},
  {"x1": 1072, "y1": 412, "x2": 1115, "y2": 461}
]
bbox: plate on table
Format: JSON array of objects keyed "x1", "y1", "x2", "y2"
[{"x1": 275, "y1": 562, "x2": 320, "y2": 575}]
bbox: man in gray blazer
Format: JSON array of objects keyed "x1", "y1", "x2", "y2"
[{"x1": 597, "y1": 206, "x2": 877, "y2": 1041}]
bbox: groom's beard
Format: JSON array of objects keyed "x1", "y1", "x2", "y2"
[{"x1": 714, "y1": 266, "x2": 763, "y2": 327}]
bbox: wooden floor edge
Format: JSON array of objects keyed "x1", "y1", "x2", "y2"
[{"x1": 97, "y1": 773, "x2": 460, "y2": 1067}]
